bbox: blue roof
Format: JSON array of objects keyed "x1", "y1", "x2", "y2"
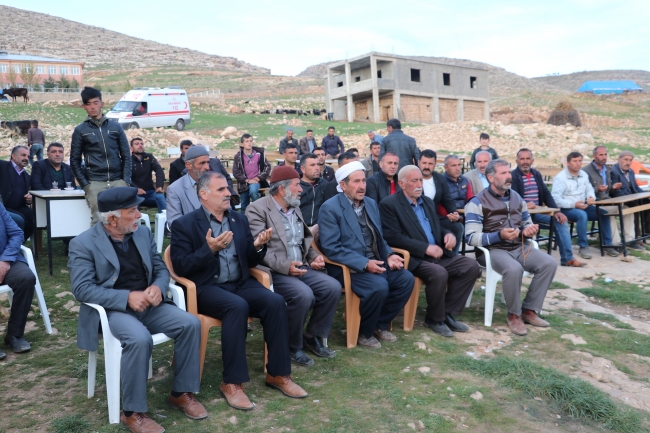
[
  {"x1": 577, "y1": 80, "x2": 643, "y2": 94},
  {"x1": 0, "y1": 54, "x2": 79, "y2": 64}
]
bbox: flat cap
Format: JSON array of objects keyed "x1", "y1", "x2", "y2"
[
  {"x1": 97, "y1": 187, "x2": 144, "y2": 212},
  {"x1": 185, "y1": 145, "x2": 209, "y2": 160}
]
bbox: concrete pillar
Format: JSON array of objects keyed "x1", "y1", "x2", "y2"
[
  {"x1": 457, "y1": 98, "x2": 464, "y2": 122},
  {"x1": 392, "y1": 91, "x2": 400, "y2": 120},
  {"x1": 345, "y1": 61, "x2": 353, "y2": 122},
  {"x1": 484, "y1": 99, "x2": 490, "y2": 121},
  {"x1": 370, "y1": 55, "x2": 380, "y2": 123},
  {"x1": 432, "y1": 96, "x2": 439, "y2": 124},
  {"x1": 326, "y1": 69, "x2": 332, "y2": 114}
]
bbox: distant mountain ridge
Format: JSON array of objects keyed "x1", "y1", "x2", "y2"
[
  {"x1": 532, "y1": 70, "x2": 650, "y2": 92},
  {"x1": 0, "y1": 5, "x2": 269, "y2": 74}
]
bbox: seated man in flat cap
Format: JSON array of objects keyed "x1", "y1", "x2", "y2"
[
  {"x1": 380, "y1": 166, "x2": 480, "y2": 337},
  {"x1": 171, "y1": 171, "x2": 308, "y2": 411},
  {"x1": 166, "y1": 145, "x2": 236, "y2": 227},
  {"x1": 318, "y1": 161, "x2": 414, "y2": 348},
  {"x1": 246, "y1": 165, "x2": 341, "y2": 366},
  {"x1": 68, "y1": 187, "x2": 207, "y2": 433}
]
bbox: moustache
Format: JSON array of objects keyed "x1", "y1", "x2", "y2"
[{"x1": 414, "y1": 187, "x2": 423, "y2": 193}]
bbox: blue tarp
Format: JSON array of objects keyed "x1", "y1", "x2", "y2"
[{"x1": 577, "y1": 80, "x2": 643, "y2": 94}]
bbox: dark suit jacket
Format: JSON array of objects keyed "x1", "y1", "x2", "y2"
[
  {"x1": 425, "y1": 172, "x2": 457, "y2": 216},
  {"x1": 318, "y1": 193, "x2": 393, "y2": 273},
  {"x1": 610, "y1": 164, "x2": 643, "y2": 196},
  {"x1": 510, "y1": 167, "x2": 559, "y2": 208},
  {"x1": 30, "y1": 159, "x2": 76, "y2": 191},
  {"x1": 168, "y1": 156, "x2": 185, "y2": 185},
  {"x1": 0, "y1": 160, "x2": 30, "y2": 209},
  {"x1": 379, "y1": 192, "x2": 452, "y2": 271},
  {"x1": 170, "y1": 207, "x2": 266, "y2": 293},
  {"x1": 365, "y1": 172, "x2": 401, "y2": 204},
  {"x1": 180, "y1": 158, "x2": 236, "y2": 196},
  {"x1": 322, "y1": 178, "x2": 340, "y2": 203}
]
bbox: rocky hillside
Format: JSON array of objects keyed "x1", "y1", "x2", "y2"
[
  {"x1": 297, "y1": 55, "x2": 566, "y2": 96},
  {"x1": 533, "y1": 70, "x2": 650, "y2": 92},
  {"x1": 0, "y1": 6, "x2": 269, "y2": 73}
]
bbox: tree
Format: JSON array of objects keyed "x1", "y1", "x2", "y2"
[
  {"x1": 123, "y1": 79, "x2": 133, "y2": 92},
  {"x1": 70, "y1": 78, "x2": 80, "y2": 91},
  {"x1": 20, "y1": 63, "x2": 38, "y2": 89},
  {"x1": 58, "y1": 75, "x2": 71, "y2": 90},
  {"x1": 43, "y1": 75, "x2": 57, "y2": 92},
  {"x1": 6, "y1": 66, "x2": 18, "y2": 87}
]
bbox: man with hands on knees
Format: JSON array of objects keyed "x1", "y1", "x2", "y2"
[
  {"x1": 171, "y1": 171, "x2": 307, "y2": 412},
  {"x1": 465, "y1": 160, "x2": 557, "y2": 336},
  {"x1": 246, "y1": 165, "x2": 341, "y2": 366},
  {"x1": 68, "y1": 187, "x2": 207, "y2": 433}
]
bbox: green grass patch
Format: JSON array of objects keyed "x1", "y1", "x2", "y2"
[
  {"x1": 571, "y1": 309, "x2": 634, "y2": 329},
  {"x1": 578, "y1": 278, "x2": 650, "y2": 310},
  {"x1": 50, "y1": 415, "x2": 92, "y2": 433},
  {"x1": 550, "y1": 281, "x2": 570, "y2": 289},
  {"x1": 450, "y1": 355, "x2": 643, "y2": 432}
]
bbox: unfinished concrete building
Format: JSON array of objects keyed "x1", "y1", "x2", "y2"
[{"x1": 325, "y1": 52, "x2": 489, "y2": 124}]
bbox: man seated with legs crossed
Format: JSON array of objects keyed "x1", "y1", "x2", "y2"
[
  {"x1": 465, "y1": 160, "x2": 557, "y2": 336},
  {"x1": 246, "y1": 166, "x2": 341, "y2": 366},
  {"x1": 171, "y1": 172, "x2": 307, "y2": 411},
  {"x1": 380, "y1": 166, "x2": 481, "y2": 337},
  {"x1": 68, "y1": 187, "x2": 207, "y2": 433},
  {"x1": 318, "y1": 161, "x2": 414, "y2": 348}
]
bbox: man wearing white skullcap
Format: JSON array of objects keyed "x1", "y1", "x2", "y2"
[{"x1": 318, "y1": 161, "x2": 414, "y2": 349}]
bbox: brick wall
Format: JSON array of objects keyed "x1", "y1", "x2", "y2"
[
  {"x1": 400, "y1": 95, "x2": 432, "y2": 124},
  {"x1": 354, "y1": 100, "x2": 369, "y2": 121},
  {"x1": 464, "y1": 100, "x2": 485, "y2": 121},
  {"x1": 439, "y1": 98, "x2": 457, "y2": 123},
  {"x1": 379, "y1": 96, "x2": 393, "y2": 122}
]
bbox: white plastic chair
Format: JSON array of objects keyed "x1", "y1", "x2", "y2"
[
  {"x1": 0, "y1": 246, "x2": 52, "y2": 334},
  {"x1": 154, "y1": 210, "x2": 166, "y2": 254},
  {"x1": 86, "y1": 283, "x2": 186, "y2": 424},
  {"x1": 465, "y1": 241, "x2": 538, "y2": 327},
  {"x1": 139, "y1": 214, "x2": 151, "y2": 230}
]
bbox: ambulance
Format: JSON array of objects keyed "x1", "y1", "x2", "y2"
[{"x1": 106, "y1": 87, "x2": 191, "y2": 131}]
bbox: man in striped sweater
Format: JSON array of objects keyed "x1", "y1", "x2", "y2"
[{"x1": 464, "y1": 159, "x2": 557, "y2": 336}]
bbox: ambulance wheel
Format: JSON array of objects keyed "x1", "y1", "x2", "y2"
[
  {"x1": 128, "y1": 122, "x2": 139, "y2": 130},
  {"x1": 175, "y1": 119, "x2": 185, "y2": 131}
]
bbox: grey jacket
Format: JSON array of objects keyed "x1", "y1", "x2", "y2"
[
  {"x1": 361, "y1": 155, "x2": 379, "y2": 178},
  {"x1": 166, "y1": 173, "x2": 201, "y2": 226},
  {"x1": 464, "y1": 169, "x2": 487, "y2": 195},
  {"x1": 68, "y1": 223, "x2": 170, "y2": 351},
  {"x1": 379, "y1": 130, "x2": 420, "y2": 170},
  {"x1": 70, "y1": 116, "x2": 132, "y2": 188},
  {"x1": 582, "y1": 161, "x2": 614, "y2": 201}
]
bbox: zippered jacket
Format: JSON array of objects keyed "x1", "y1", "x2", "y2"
[{"x1": 70, "y1": 116, "x2": 132, "y2": 188}]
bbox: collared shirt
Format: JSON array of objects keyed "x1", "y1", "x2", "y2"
[
  {"x1": 102, "y1": 225, "x2": 134, "y2": 252},
  {"x1": 410, "y1": 197, "x2": 435, "y2": 245},
  {"x1": 345, "y1": 195, "x2": 365, "y2": 217},
  {"x1": 422, "y1": 176, "x2": 436, "y2": 200},
  {"x1": 478, "y1": 172, "x2": 489, "y2": 189},
  {"x1": 202, "y1": 206, "x2": 241, "y2": 284},
  {"x1": 272, "y1": 198, "x2": 303, "y2": 263},
  {"x1": 591, "y1": 161, "x2": 607, "y2": 185},
  {"x1": 307, "y1": 139, "x2": 315, "y2": 152},
  {"x1": 11, "y1": 160, "x2": 25, "y2": 175}
]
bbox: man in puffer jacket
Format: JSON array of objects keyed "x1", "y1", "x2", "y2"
[{"x1": 70, "y1": 87, "x2": 131, "y2": 225}]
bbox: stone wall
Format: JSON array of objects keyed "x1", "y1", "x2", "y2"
[
  {"x1": 400, "y1": 95, "x2": 432, "y2": 124},
  {"x1": 439, "y1": 98, "x2": 457, "y2": 123},
  {"x1": 463, "y1": 100, "x2": 485, "y2": 121}
]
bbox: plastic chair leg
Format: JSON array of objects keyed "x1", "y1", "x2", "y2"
[
  {"x1": 465, "y1": 289, "x2": 473, "y2": 308},
  {"x1": 345, "y1": 293, "x2": 361, "y2": 348},
  {"x1": 87, "y1": 350, "x2": 97, "y2": 398},
  {"x1": 104, "y1": 338, "x2": 123, "y2": 424},
  {"x1": 483, "y1": 275, "x2": 500, "y2": 327},
  {"x1": 155, "y1": 212, "x2": 166, "y2": 254},
  {"x1": 402, "y1": 278, "x2": 421, "y2": 331},
  {"x1": 198, "y1": 320, "x2": 212, "y2": 381}
]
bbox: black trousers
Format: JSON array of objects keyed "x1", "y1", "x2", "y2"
[
  {"x1": 197, "y1": 277, "x2": 291, "y2": 384},
  {"x1": 412, "y1": 254, "x2": 480, "y2": 322},
  {"x1": 6, "y1": 206, "x2": 34, "y2": 240},
  {"x1": 1, "y1": 261, "x2": 36, "y2": 338},
  {"x1": 439, "y1": 218, "x2": 464, "y2": 256}
]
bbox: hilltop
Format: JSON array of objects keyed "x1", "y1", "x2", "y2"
[
  {"x1": 0, "y1": 5, "x2": 269, "y2": 73},
  {"x1": 533, "y1": 70, "x2": 650, "y2": 92}
]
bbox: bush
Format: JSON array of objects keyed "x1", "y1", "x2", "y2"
[{"x1": 43, "y1": 75, "x2": 57, "y2": 92}]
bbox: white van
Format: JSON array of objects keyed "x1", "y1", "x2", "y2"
[{"x1": 107, "y1": 87, "x2": 191, "y2": 131}]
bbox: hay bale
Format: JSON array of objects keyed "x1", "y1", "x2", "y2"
[{"x1": 547, "y1": 101, "x2": 581, "y2": 127}]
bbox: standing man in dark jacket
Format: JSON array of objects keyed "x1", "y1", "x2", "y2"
[
  {"x1": 511, "y1": 148, "x2": 585, "y2": 267},
  {"x1": 70, "y1": 87, "x2": 131, "y2": 225},
  {"x1": 169, "y1": 140, "x2": 193, "y2": 185},
  {"x1": 299, "y1": 153, "x2": 327, "y2": 226},
  {"x1": 27, "y1": 120, "x2": 45, "y2": 166},
  {"x1": 365, "y1": 152, "x2": 401, "y2": 204},
  {"x1": 31, "y1": 143, "x2": 76, "y2": 191},
  {"x1": 130, "y1": 137, "x2": 166, "y2": 213},
  {"x1": 321, "y1": 126, "x2": 345, "y2": 158},
  {"x1": 232, "y1": 134, "x2": 271, "y2": 212},
  {"x1": 380, "y1": 119, "x2": 420, "y2": 170},
  {"x1": 0, "y1": 146, "x2": 33, "y2": 239},
  {"x1": 279, "y1": 129, "x2": 299, "y2": 155}
]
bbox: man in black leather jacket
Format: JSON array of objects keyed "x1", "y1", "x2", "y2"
[{"x1": 70, "y1": 87, "x2": 132, "y2": 225}]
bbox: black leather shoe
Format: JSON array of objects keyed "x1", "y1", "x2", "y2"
[
  {"x1": 445, "y1": 314, "x2": 469, "y2": 332},
  {"x1": 424, "y1": 318, "x2": 453, "y2": 337},
  {"x1": 0, "y1": 347, "x2": 6, "y2": 360},
  {"x1": 290, "y1": 349, "x2": 314, "y2": 366},
  {"x1": 4, "y1": 335, "x2": 31, "y2": 353},
  {"x1": 303, "y1": 336, "x2": 336, "y2": 359}
]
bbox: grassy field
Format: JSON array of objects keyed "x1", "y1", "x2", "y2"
[{"x1": 1, "y1": 215, "x2": 649, "y2": 433}]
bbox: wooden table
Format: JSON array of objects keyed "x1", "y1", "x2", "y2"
[
  {"x1": 31, "y1": 190, "x2": 91, "y2": 275},
  {"x1": 594, "y1": 192, "x2": 650, "y2": 257}
]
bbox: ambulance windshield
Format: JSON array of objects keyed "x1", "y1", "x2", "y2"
[{"x1": 111, "y1": 101, "x2": 138, "y2": 112}]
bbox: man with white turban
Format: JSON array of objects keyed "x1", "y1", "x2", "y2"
[{"x1": 317, "y1": 161, "x2": 414, "y2": 349}]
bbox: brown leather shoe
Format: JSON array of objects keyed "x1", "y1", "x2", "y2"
[
  {"x1": 507, "y1": 313, "x2": 528, "y2": 336},
  {"x1": 562, "y1": 258, "x2": 587, "y2": 267},
  {"x1": 220, "y1": 382, "x2": 255, "y2": 410},
  {"x1": 168, "y1": 392, "x2": 208, "y2": 420},
  {"x1": 265, "y1": 374, "x2": 308, "y2": 398},
  {"x1": 120, "y1": 412, "x2": 165, "y2": 433},
  {"x1": 522, "y1": 309, "x2": 550, "y2": 327}
]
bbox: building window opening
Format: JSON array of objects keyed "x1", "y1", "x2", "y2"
[
  {"x1": 470, "y1": 76, "x2": 477, "y2": 88},
  {"x1": 410, "y1": 68, "x2": 420, "y2": 82},
  {"x1": 443, "y1": 73, "x2": 451, "y2": 86},
  {"x1": 337, "y1": 82, "x2": 343, "y2": 87},
  {"x1": 377, "y1": 70, "x2": 382, "y2": 79},
  {"x1": 355, "y1": 76, "x2": 361, "y2": 82}
]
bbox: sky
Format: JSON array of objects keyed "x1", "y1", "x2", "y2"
[{"x1": 2, "y1": 0, "x2": 649, "y2": 77}]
